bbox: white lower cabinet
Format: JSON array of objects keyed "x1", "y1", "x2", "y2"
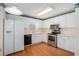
[
  {"x1": 32, "y1": 33, "x2": 43, "y2": 44},
  {"x1": 57, "y1": 35, "x2": 74, "y2": 52},
  {"x1": 42, "y1": 33, "x2": 48, "y2": 43},
  {"x1": 64, "y1": 37, "x2": 74, "y2": 52},
  {"x1": 57, "y1": 37, "x2": 64, "y2": 49},
  {"x1": 32, "y1": 33, "x2": 48, "y2": 44}
]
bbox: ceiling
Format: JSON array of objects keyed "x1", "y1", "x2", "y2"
[{"x1": 4, "y1": 3, "x2": 75, "y2": 20}]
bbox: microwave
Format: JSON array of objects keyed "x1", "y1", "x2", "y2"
[
  {"x1": 50, "y1": 24, "x2": 60, "y2": 34},
  {"x1": 50, "y1": 24, "x2": 59, "y2": 30}
]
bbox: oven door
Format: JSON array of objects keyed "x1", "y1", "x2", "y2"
[
  {"x1": 48, "y1": 35, "x2": 57, "y2": 47},
  {"x1": 48, "y1": 35, "x2": 56, "y2": 42}
]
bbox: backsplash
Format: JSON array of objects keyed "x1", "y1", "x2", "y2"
[
  {"x1": 24, "y1": 28, "x2": 52, "y2": 34},
  {"x1": 60, "y1": 28, "x2": 76, "y2": 36},
  {"x1": 24, "y1": 27, "x2": 76, "y2": 36}
]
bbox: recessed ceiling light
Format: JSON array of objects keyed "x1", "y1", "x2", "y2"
[
  {"x1": 4, "y1": 6, "x2": 23, "y2": 15},
  {"x1": 37, "y1": 7, "x2": 53, "y2": 16}
]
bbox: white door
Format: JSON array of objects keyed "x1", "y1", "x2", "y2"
[
  {"x1": 14, "y1": 20, "x2": 24, "y2": 52},
  {"x1": 4, "y1": 19, "x2": 14, "y2": 55}
]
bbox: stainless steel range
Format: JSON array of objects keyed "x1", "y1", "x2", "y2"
[
  {"x1": 48, "y1": 34, "x2": 57, "y2": 47},
  {"x1": 47, "y1": 24, "x2": 60, "y2": 47}
]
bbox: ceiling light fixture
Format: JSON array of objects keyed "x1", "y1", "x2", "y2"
[
  {"x1": 4, "y1": 6, "x2": 23, "y2": 15},
  {"x1": 37, "y1": 7, "x2": 53, "y2": 16}
]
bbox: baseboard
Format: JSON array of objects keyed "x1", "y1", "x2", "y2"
[
  {"x1": 7, "y1": 50, "x2": 24, "y2": 56},
  {"x1": 57, "y1": 47, "x2": 74, "y2": 55}
]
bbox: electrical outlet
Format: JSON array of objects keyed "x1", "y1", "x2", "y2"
[{"x1": 0, "y1": 49, "x2": 1, "y2": 51}]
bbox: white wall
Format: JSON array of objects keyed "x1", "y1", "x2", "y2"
[{"x1": 0, "y1": 6, "x2": 5, "y2": 56}]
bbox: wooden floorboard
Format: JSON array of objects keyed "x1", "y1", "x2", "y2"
[{"x1": 9, "y1": 42, "x2": 74, "y2": 56}]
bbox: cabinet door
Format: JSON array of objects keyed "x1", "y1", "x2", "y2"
[
  {"x1": 59, "y1": 13, "x2": 75, "y2": 28},
  {"x1": 42, "y1": 33, "x2": 48, "y2": 43},
  {"x1": 57, "y1": 36, "x2": 64, "y2": 49},
  {"x1": 32, "y1": 33, "x2": 43, "y2": 44},
  {"x1": 57, "y1": 36, "x2": 74, "y2": 52},
  {"x1": 64, "y1": 37, "x2": 74, "y2": 52},
  {"x1": 14, "y1": 20, "x2": 24, "y2": 52},
  {"x1": 4, "y1": 19, "x2": 14, "y2": 55}
]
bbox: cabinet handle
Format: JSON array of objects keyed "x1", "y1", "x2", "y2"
[{"x1": 6, "y1": 31, "x2": 12, "y2": 33}]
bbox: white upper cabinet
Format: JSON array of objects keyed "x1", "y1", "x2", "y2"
[
  {"x1": 44, "y1": 12, "x2": 75, "y2": 28},
  {"x1": 59, "y1": 13, "x2": 75, "y2": 28}
]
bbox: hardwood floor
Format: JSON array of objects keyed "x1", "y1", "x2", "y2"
[{"x1": 9, "y1": 42, "x2": 74, "y2": 56}]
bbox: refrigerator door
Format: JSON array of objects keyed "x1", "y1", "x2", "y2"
[
  {"x1": 4, "y1": 19, "x2": 14, "y2": 55},
  {"x1": 14, "y1": 20, "x2": 24, "y2": 52}
]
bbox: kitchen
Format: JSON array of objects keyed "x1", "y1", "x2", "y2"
[{"x1": 0, "y1": 3, "x2": 78, "y2": 56}]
